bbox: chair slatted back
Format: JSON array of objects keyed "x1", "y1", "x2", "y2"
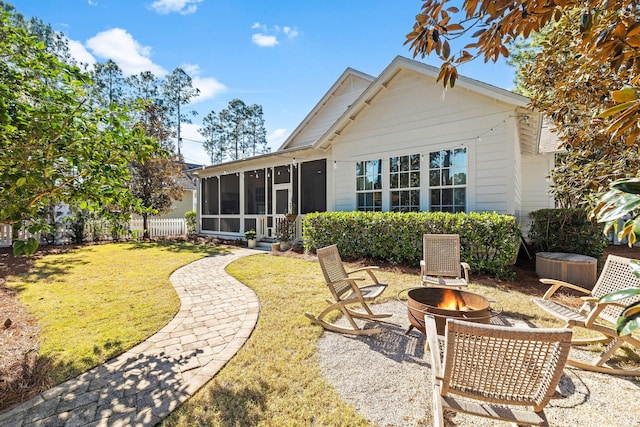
[
  {"x1": 423, "y1": 234, "x2": 462, "y2": 278},
  {"x1": 317, "y1": 245, "x2": 352, "y2": 299},
  {"x1": 441, "y1": 319, "x2": 572, "y2": 412},
  {"x1": 591, "y1": 255, "x2": 640, "y2": 323}
]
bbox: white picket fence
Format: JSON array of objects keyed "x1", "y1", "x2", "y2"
[
  {"x1": 0, "y1": 218, "x2": 187, "y2": 248},
  {"x1": 129, "y1": 218, "x2": 186, "y2": 237}
]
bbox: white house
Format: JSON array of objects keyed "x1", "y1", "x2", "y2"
[{"x1": 191, "y1": 56, "x2": 557, "y2": 243}]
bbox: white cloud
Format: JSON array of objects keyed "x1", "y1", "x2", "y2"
[
  {"x1": 66, "y1": 38, "x2": 96, "y2": 66},
  {"x1": 87, "y1": 0, "x2": 98, "y2": 5},
  {"x1": 252, "y1": 33, "x2": 278, "y2": 47},
  {"x1": 179, "y1": 63, "x2": 227, "y2": 103},
  {"x1": 251, "y1": 23, "x2": 299, "y2": 47},
  {"x1": 251, "y1": 22, "x2": 267, "y2": 31},
  {"x1": 86, "y1": 28, "x2": 167, "y2": 76},
  {"x1": 150, "y1": 0, "x2": 202, "y2": 15},
  {"x1": 283, "y1": 26, "x2": 299, "y2": 39},
  {"x1": 267, "y1": 128, "x2": 289, "y2": 149},
  {"x1": 192, "y1": 76, "x2": 227, "y2": 103}
]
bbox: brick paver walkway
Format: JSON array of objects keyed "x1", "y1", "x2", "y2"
[{"x1": 0, "y1": 249, "x2": 260, "y2": 427}]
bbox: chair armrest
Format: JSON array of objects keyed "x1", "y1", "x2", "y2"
[
  {"x1": 460, "y1": 262, "x2": 470, "y2": 282},
  {"x1": 326, "y1": 277, "x2": 363, "y2": 288},
  {"x1": 584, "y1": 301, "x2": 628, "y2": 328},
  {"x1": 539, "y1": 278, "x2": 592, "y2": 300},
  {"x1": 424, "y1": 316, "x2": 443, "y2": 380},
  {"x1": 347, "y1": 266, "x2": 380, "y2": 284}
]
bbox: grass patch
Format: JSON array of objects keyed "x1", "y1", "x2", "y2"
[{"x1": 6, "y1": 241, "x2": 225, "y2": 385}]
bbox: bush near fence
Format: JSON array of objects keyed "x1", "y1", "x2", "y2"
[{"x1": 302, "y1": 211, "x2": 520, "y2": 278}]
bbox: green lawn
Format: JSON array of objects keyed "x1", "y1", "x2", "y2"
[{"x1": 6, "y1": 241, "x2": 225, "y2": 384}]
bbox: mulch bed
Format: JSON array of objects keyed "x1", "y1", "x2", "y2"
[{"x1": 1, "y1": 241, "x2": 639, "y2": 410}]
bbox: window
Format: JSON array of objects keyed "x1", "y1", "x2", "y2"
[
  {"x1": 429, "y1": 148, "x2": 466, "y2": 212},
  {"x1": 356, "y1": 159, "x2": 382, "y2": 211},
  {"x1": 390, "y1": 154, "x2": 420, "y2": 212}
]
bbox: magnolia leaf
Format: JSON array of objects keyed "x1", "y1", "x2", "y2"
[
  {"x1": 611, "y1": 178, "x2": 640, "y2": 194},
  {"x1": 611, "y1": 87, "x2": 638, "y2": 103},
  {"x1": 621, "y1": 303, "x2": 640, "y2": 318},
  {"x1": 617, "y1": 311, "x2": 640, "y2": 336},
  {"x1": 442, "y1": 40, "x2": 450, "y2": 59},
  {"x1": 632, "y1": 260, "x2": 640, "y2": 277},
  {"x1": 598, "y1": 100, "x2": 636, "y2": 118},
  {"x1": 599, "y1": 287, "x2": 640, "y2": 303}
]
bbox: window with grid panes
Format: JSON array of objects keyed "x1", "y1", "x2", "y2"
[
  {"x1": 390, "y1": 154, "x2": 420, "y2": 212},
  {"x1": 428, "y1": 148, "x2": 466, "y2": 212},
  {"x1": 356, "y1": 159, "x2": 382, "y2": 211}
]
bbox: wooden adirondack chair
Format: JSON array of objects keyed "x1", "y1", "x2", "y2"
[
  {"x1": 421, "y1": 234, "x2": 470, "y2": 288},
  {"x1": 305, "y1": 245, "x2": 391, "y2": 335},
  {"x1": 532, "y1": 254, "x2": 640, "y2": 375},
  {"x1": 425, "y1": 316, "x2": 572, "y2": 427}
]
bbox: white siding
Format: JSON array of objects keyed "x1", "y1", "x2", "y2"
[
  {"x1": 286, "y1": 76, "x2": 371, "y2": 149},
  {"x1": 330, "y1": 68, "x2": 520, "y2": 214},
  {"x1": 520, "y1": 153, "x2": 555, "y2": 238}
]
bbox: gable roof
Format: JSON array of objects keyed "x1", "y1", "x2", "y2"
[
  {"x1": 278, "y1": 67, "x2": 375, "y2": 151},
  {"x1": 312, "y1": 56, "x2": 541, "y2": 152}
]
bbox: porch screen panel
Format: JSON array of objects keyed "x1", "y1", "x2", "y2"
[
  {"x1": 220, "y1": 174, "x2": 240, "y2": 214},
  {"x1": 429, "y1": 148, "x2": 466, "y2": 212},
  {"x1": 201, "y1": 176, "x2": 219, "y2": 215},
  {"x1": 274, "y1": 165, "x2": 290, "y2": 184},
  {"x1": 201, "y1": 218, "x2": 218, "y2": 231},
  {"x1": 244, "y1": 219, "x2": 256, "y2": 233},
  {"x1": 220, "y1": 218, "x2": 240, "y2": 232},
  {"x1": 244, "y1": 169, "x2": 266, "y2": 214},
  {"x1": 301, "y1": 159, "x2": 326, "y2": 213}
]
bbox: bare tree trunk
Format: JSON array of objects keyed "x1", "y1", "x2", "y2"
[{"x1": 142, "y1": 214, "x2": 149, "y2": 239}]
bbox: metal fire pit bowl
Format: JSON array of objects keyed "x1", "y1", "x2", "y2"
[{"x1": 399, "y1": 287, "x2": 501, "y2": 336}]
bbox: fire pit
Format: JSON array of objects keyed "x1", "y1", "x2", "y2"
[{"x1": 405, "y1": 287, "x2": 496, "y2": 336}]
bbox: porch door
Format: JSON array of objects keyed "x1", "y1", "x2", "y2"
[
  {"x1": 271, "y1": 183, "x2": 291, "y2": 237},
  {"x1": 274, "y1": 183, "x2": 291, "y2": 215}
]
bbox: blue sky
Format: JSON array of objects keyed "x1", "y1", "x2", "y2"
[{"x1": 10, "y1": 0, "x2": 515, "y2": 166}]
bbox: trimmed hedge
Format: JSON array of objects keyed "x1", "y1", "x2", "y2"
[
  {"x1": 302, "y1": 211, "x2": 520, "y2": 278},
  {"x1": 528, "y1": 208, "x2": 608, "y2": 262}
]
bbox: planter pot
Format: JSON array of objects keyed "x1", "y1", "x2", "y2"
[
  {"x1": 279, "y1": 242, "x2": 291, "y2": 251},
  {"x1": 247, "y1": 239, "x2": 256, "y2": 249},
  {"x1": 271, "y1": 242, "x2": 280, "y2": 252}
]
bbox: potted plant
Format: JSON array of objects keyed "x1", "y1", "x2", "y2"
[
  {"x1": 275, "y1": 217, "x2": 295, "y2": 251},
  {"x1": 244, "y1": 229, "x2": 257, "y2": 249}
]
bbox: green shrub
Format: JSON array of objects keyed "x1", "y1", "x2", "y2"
[
  {"x1": 302, "y1": 211, "x2": 520, "y2": 278},
  {"x1": 185, "y1": 210, "x2": 197, "y2": 236},
  {"x1": 528, "y1": 208, "x2": 608, "y2": 262}
]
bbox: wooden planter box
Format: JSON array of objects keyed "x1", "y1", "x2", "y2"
[{"x1": 535, "y1": 252, "x2": 598, "y2": 289}]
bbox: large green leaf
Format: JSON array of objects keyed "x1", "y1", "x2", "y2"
[
  {"x1": 616, "y1": 302, "x2": 640, "y2": 336},
  {"x1": 611, "y1": 177, "x2": 640, "y2": 195},
  {"x1": 599, "y1": 287, "x2": 640, "y2": 303}
]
